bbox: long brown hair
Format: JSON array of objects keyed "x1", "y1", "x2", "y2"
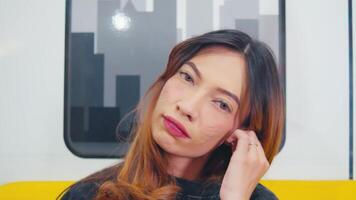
[{"x1": 63, "y1": 29, "x2": 285, "y2": 200}]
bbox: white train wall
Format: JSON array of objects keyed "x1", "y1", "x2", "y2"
[{"x1": 0, "y1": 0, "x2": 354, "y2": 184}]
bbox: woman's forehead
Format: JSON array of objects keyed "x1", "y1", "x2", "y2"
[
  {"x1": 183, "y1": 46, "x2": 247, "y2": 99},
  {"x1": 191, "y1": 46, "x2": 246, "y2": 70}
]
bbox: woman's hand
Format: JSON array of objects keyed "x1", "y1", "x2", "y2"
[{"x1": 220, "y1": 129, "x2": 270, "y2": 200}]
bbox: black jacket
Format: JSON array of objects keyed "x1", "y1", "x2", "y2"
[{"x1": 61, "y1": 177, "x2": 278, "y2": 200}]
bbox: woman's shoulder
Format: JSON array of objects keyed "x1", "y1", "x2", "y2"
[
  {"x1": 195, "y1": 181, "x2": 278, "y2": 200},
  {"x1": 60, "y1": 165, "x2": 119, "y2": 200},
  {"x1": 175, "y1": 178, "x2": 278, "y2": 200},
  {"x1": 60, "y1": 181, "x2": 100, "y2": 200},
  {"x1": 250, "y1": 183, "x2": 278, "y2": 200}
]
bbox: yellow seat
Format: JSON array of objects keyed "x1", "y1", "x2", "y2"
[
  {"x1": 0, "y1": 181, "x2": 73, "y2": 199},
  {"x1": 261, "y1": 180, "x2": 356, "y2": 200},
  {"x1": 0, "y1": 180, "x2": 356, "y2": 199}
]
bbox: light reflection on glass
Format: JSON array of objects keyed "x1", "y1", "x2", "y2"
[{"x1": 112, "y1": 12, "x2": 131, "y2": 31}]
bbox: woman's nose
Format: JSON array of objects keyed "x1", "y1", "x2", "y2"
[{"x1": 176, "y1": 96, "x2": 201, "y2": 122}]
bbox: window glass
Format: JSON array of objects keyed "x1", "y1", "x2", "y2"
[{"x1": 64, "y1": 0, "x2": 285, "y2": 158}]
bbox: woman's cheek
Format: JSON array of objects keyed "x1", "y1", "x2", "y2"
[
  {"x1": 161, "y1": 79, "x2": 188, "y2": 101},
  {"x1": 206, "y1": 113, "x2": 234, "y2": 136}
]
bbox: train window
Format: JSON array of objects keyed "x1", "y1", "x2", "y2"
[{"x1": 64, "y1": 0, "x2": 285, "y2": 158}]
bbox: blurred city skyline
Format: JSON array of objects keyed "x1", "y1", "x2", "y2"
[{"x1": 67, "y1": 0, "x2": 282, "y2": 153}]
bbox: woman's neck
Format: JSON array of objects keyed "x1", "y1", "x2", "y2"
[{"x1": 166, "y1": 153, "x2": 211, "y2": 181}]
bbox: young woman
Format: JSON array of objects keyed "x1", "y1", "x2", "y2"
[{"x1": 60, "y1": 29, "x2": 284, "y2": 200}]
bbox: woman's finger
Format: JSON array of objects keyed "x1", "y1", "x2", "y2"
[
  {"x1": 247, "y1": 131, "x2": 270, "y2": 168},
  {"x1": 232, "y1": 129, "x2": 250, "y2": 157},
  {"x1": 246, "y1": 135, "x2": 260, "y2": 161}
]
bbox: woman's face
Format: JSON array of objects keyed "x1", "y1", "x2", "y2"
[{"x1": 151, "y1": 46, "x2": 247, "y2": 158}]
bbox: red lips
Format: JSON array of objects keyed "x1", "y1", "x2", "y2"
[{"x1": 163, "y1": 115, "x2": 190, "y2": 138}]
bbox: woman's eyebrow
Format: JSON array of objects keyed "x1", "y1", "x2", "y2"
[
  {"x1": 185, "y1": 61, "x2": 202, "y2": 79},
  {"x1": 215, "y1": 87, "x2": 241, "y2": 107},
  {"x1": 184, "y1": 61, "x2": 241, "y2": 107}
]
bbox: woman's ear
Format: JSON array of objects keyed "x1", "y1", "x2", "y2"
[
  {"x1": 226, "y1": 133, "x2": 237, "y2": 143},
  {"x1": 218, "y1": 131, "x2": 235, "y2": 146},
  {"x1": 224, "y1": 132, "x2": 239, "y2": 152}
]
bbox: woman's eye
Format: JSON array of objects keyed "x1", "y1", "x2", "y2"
[
  {"x1": 179, "y1": 71, "x2": 194, "y2": 84},
  {"x1": 215, "y1": 100, "x2": 232, "y2": 112}
]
